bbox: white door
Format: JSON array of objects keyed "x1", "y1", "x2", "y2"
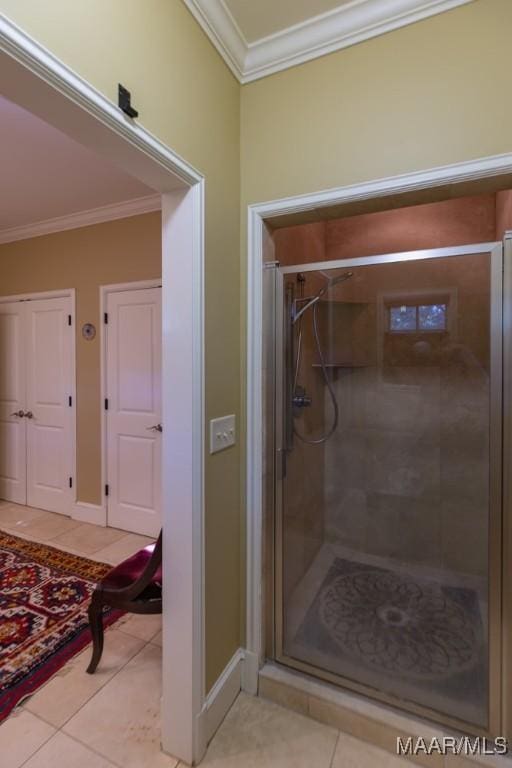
[
  {"x1": 106, "y1": 287, "x2": 162, "y2": 536},
  {"x1": 0, "y1": 302, "x2": 27, "y2": 504},
  {"x1": 25, "y1": 297, "x2": 74, "y2": 514}
]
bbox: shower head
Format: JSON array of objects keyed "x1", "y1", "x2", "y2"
[
  {"x1": 317, "y1": 271, "x2": 354, "y2": 297},
  {"x1": 318, "y1": 270, "x2": 353, "y2": 285},
  {"x1": 331, "y1": 271, "x2": 353, "y2": 285},
  {"x1": 292, "y1": 270, "x2": 353, "y2": 324}
]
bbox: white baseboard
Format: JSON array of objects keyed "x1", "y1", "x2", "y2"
[
  {"x1": 72, "y1": 501, "x2": 106, "y2": 526},
  {"x1": 199, "y1": 648, "x2": 244, "y2": 751},
  {"x1": 241, "y1": 649, "x2": 260, "y2": 695}
]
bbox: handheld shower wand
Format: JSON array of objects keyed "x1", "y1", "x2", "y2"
[
  {"x1": 291, "y1": 270, "x2": 353, "y2": 445},
  {"x1": 292, "y1": 272, "x2": 353, "y2": 325}
]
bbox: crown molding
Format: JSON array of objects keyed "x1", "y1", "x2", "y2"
[
  {"x1": 183, "y1": 0, "x2": 246, "y2": 80},
  {"x1": 183, "y1": 0, "x2": 473, "y2": 83},
  {"x1": 0, "y1": 193, "x2": 161, "y2": 245}
]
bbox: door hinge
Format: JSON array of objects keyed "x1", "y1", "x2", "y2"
[
  {"x1": 68, "y1": 314, "x2": 72, "y2": 326},
  {"x1": 104, "y1": 398, "x2": 109, "y2": 410},
  {"x1": 69, "y1": 477, "x2": 73, "y2": 488},
  {"x1": 104, "y1": 312, "x2": 108, "y2": 324},
  {"x1": 105, "y1": 484, "x2": 109, "y2": 497},
  {"x1": 68, "y1": 396, "x2": 72, "y2": 407}
]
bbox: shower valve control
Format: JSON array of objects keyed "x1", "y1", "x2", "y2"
[
  {"x1": 293, "y1": 392, "x2": 312, "y2": 408},
  {"x1": 210, "y1": 414, "x2": 236, "y2": 454}
]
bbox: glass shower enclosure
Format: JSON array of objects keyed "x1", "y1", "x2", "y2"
[{"x1": 272, "y1": 243, "x2": 503, "y2": 734}]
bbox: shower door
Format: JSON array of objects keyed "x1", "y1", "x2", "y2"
[{"x1": 274, "y1": 243, "x2": 502, "y2": 734}]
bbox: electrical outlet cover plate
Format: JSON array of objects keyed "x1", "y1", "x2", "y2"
[{"x1": 210, "y1": 414, "x2": 236, "y2": 454}]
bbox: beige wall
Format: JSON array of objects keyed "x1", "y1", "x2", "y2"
[
  {"x1": 0, "y1": 0, "x2": 241, "y2": 691},
  {"x1": 240, "y1": 0, "x2": 512, "y2": 206},
  {"x1": 0, "y1": 212, "x2": 161, "y2": 505}
]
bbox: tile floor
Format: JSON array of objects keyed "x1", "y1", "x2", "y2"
[{"x1": 0, "y1": 502, "x2": 419, "y2": 767}]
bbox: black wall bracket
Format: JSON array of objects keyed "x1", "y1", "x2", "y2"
[{"x1": 118, "y1": 83, "x2": 138, "y2": 119}]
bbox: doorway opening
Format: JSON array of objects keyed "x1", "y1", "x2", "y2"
[
  {"x1": 250, "y1": 182, "x2": 512, "y2": 740},
  {"x1": 0, "y1": 18, "x2": 205, "y2": 764}
]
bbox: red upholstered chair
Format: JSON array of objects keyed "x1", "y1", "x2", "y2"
[{"x1": 86, "y1": 531, "x2": 163, "y2": 673}]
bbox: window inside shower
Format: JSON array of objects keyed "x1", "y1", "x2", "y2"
[
  {"x1": 388, "y1": 300, "x2": 447, "y2": 332},
  {"x1": 266, "y1": 191, "x2": 508, "y2": 735}
]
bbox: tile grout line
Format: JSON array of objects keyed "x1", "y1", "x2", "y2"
[
  {"x1": 57, "y1": 640, "x2": 169, "y2": 768},
  {"x1": 16, "y1": 715, "x2": 57, "y2": 768},
  {"x1": 1, "y1": 524, "x2": 135, "y2": 560},
  {"x1": 58, "y1": 639, "x2": 154, "y2": 737},
  {"x1": 39, "y1": 530, "x2": 132, "y2": 556},
  {"x1": 58, "y1": 643, "x2": 147, "y2": 768},
  {"x1": 58, "y1": 730, "x2": 121, "y2": 768},
  {"x1": 25, "y1": 630, "x2": 151, "y2": 730},
  {"x1": 23, "y1": 640, "x2": 155, "y2": 768},
  {"x1": 113, "y1": 622, "x2": 162, "y2": 643},
  {"x1": 328, "y1": 730, "x2": 341, "y2": 768},
  {"x1": 21, "y1": 726, "x2": 120, "y2": 768},
  {"x1": 0, "y1": 526, "x2": 89, "y2": 559}
]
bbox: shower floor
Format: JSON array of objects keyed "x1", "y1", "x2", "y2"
[{"x1": 282, "y1": 543, "x2": 488, "y2": 727}]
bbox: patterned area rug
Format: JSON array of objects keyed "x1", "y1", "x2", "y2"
[{"x1": 0, "y1": 531, "x2": 122, "y2": 723}]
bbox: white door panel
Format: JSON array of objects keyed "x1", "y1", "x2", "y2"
[
  {"x1": 106, "y1": 287, "x2": 162, "y2": 536},
  {"x1": 0, "y1": 302, "x2": 26, "y2": 504},
  {"x1": 26, "y1": 297, "x2": 73, "y2": 514}
]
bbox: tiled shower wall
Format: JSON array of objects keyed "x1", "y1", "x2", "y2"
[{"x1": 272, "y1": 192, "x2": 511, "y2": 583}]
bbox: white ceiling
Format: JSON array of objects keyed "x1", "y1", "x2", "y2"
[
  {"x1": 223, "y1": 0, "x2": 353, "y2": 43},
  {"x1": 0, "y1": 94, "x2": 156, "y2": 235},
  {"x1": 184, "y1": 0, "x2": 473, "y2": 82}
]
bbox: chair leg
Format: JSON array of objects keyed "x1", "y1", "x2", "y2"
[{"x1": 86, "y1": 597, "x2": 104, "y2": 674}]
